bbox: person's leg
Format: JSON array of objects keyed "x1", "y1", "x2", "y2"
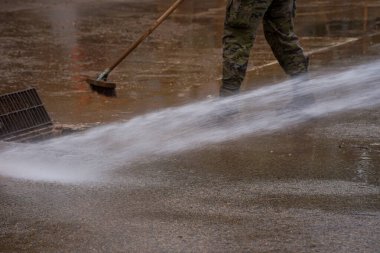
[
  {"x1": 263, "y1": 0, "x2": 308, "y2": 76},
  {"x1": 264, "y1": 0, "x2": 315, "y2": 113},
  {"x1": 221, "y1": 0, "x2": 273, "y2": 97}
]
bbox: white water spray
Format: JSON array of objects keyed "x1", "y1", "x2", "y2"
[{"x1": 1, "y1": 61, "x2": 380, "y2": 183}]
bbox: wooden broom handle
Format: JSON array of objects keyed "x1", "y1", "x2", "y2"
[{"x1": 108, "y1": 0, "x2": 185, "y2": 72}]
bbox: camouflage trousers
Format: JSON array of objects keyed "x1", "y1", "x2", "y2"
[{"x1": 221, "y1": 0, "x2": 309, "y2": 96}]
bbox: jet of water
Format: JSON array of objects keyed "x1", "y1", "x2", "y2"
[{"x1": 1, "y1": 61, "x2": 379, "y2": 183}]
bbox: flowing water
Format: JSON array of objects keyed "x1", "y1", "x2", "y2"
[{"x1": 1, "y1": 61, "x2": 380, "y2": 183}]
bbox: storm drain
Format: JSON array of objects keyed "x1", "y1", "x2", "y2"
[{"x1": 0, "y1": 88, "x2": 54, "y2": 142}]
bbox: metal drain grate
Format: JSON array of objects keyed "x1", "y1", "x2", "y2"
[{"x1": 0, "y1": 88, "x2": 53, "y2": 142}]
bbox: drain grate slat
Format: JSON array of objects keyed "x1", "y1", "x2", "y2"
[{"x1": 0, "y1": 88, "x2": 53, "y2": 141}]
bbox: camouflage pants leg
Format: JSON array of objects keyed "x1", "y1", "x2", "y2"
[
  {"x1": 221, "y1": 0, "x2": 271, "y2": 97},
  {"x1": 263, "y1": 0, "x2": 308, "y2": 76},
  {"x1": 221, "y1": 0, "x2": 308, "y2": 97}
]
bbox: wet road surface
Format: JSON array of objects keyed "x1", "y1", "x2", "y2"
[{"x1": 1, "y1": 0, "x2": 380, "y2": 252}]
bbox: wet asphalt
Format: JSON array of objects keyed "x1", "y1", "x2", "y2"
[{"x1": 1, "y1": 0, "x2": 380, "y2": 252}]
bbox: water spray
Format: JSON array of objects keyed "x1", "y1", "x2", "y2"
[{"x1": 1, "y1": 61, "x2": 380, "y2": 183}]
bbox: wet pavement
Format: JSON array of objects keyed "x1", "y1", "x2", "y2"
[{"x1": 1, "y1": 0, "x2": 380, "y2": 252}]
